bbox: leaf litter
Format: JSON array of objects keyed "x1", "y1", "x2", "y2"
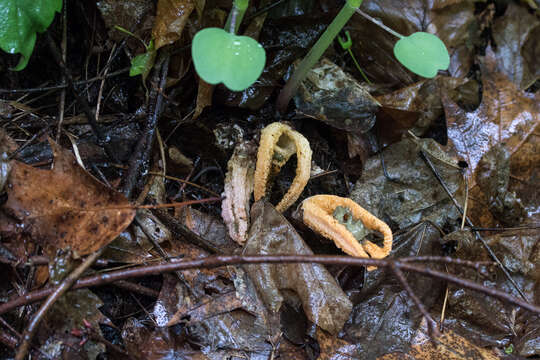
[{"x1": 0, "y1": 1, "x2": 539, "y2": 359}]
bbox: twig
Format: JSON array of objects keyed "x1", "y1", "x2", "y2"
[
  {"x1": 122, "y1": 54, "x2": 170, "y2": 199},
  {"x1": 55, "y1": 0, "x2": 68, "y2": 143},
  {"x1": 2, "y1": 255, "x2": 539, "y2": 317},
  {"x1": 46, "y1": 34, "x2": 107, "y2": 150},
  {"x1": 151, "y1": 208, "x2": 222, "y2": 254},
  {"x1": 419, "y1": 150, "x2": 529, "y2": 302},
  {"x1": 390, "y1": 263, "x2": 440, "y2": 337},
  {"x1": 15, "y1": 248, "x2": 105, "y2": 360},
  {"x1": 0, "y1": 68, "x2": 129, "y2": 94},
  {"x1": 148, "y1": 171, "x2": 220, "y2": 197},
  {"x1": 113, "y1": 280, "x2": 160, "y2": 298},
  {"x1": 0, "y1": 331, "x2": 18, "y2": 349}
]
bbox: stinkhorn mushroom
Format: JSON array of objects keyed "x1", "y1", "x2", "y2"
[
  {"x1": 300, "y1": 195, "x2": 392, "y2": 269},
  {"x1": 254, "y1": 122, "x2": 312, "y2": 212}
]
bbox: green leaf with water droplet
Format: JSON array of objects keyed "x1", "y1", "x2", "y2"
[
  {"x1": 393, "y1": 32, "x2": 450, "y2": 78},
  {"x1": 0, "y1": 0, "x2": 62, "y2": 71},
  {"x1": 192, "y1": 28, "x2": 266, "y2": 91}
]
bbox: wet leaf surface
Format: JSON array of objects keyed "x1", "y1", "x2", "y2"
[
  {"x1": 152, "y1": 0, "x2": 195, "y2": 50},
  {"x1": 378, "y1": 329, "x2": 499, "y2": 359},
  {"x1": 1, "y1": 141, "x2": 135, "y2": 256},
  {"x1": 351, "y1": 137, "x2": 463, "y2": 229},
  {"x1": 40, "y1": 289, "x2": 108, "y2": 359},
  {"x1": 350, "y1": 0, "x2": 477, "y2": 84},
  {"x1": 443, "y1": 228, "x2": 539, "y2": 357},
  {"x1": 295, "y1": 58, "x2": 380, "y2": 132},
  {"x1": 492, "y1": 2, "x2": 540, "y2": 89},
  {"x1": 1, "y1": 1, "x2": 539, "y2": 358},
  {"x1": 244, "y1": 200, "x2": 352, "y2": 335},
  {"x1": 442, "y1": 47, "x2": 540, "y2": 184},
  {"x1": 342, "y1": 222, "x2": 445, "y2": 359}
]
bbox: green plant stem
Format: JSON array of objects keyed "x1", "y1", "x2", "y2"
[
  {"x1": 225, "y1": 0, "x2": 249, "y2": 34},
  {"x1": 276, "y1": 0, "x2": 362, "y2": 113},
  {"x1": 355, "y1": 8, "x2": 403, "y2": 39}
]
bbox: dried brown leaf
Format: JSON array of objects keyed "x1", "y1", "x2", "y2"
[
  {"x1": 152, "y1": 0, "x2": 195, "y2": 50},
  {"x1": 2, "y1": 141, "x2": 135, "y2": 256}
]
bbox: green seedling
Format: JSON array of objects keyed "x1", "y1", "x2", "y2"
[
  {"x1": 356, "y1": 8, "x2": 450, "y2": 78},
  {"x1": 191, "y1": 0, "x2": 266, "y2": 91},
  {"x1": 337, "y1": 30, "x2": 371, "y2": 84},
  {"x1": 276, "y1": 1, "x2": 450, "y2": 113},
  {"x1": 393, "y1": 32, "x2": 449, "y2": 78},
  {"x1": 114, "y1": 26, "x2": 156, "y2": 81},
  {"x1": 276, "y1": 0, "x2": 363, "y2": 112},
  {"x1": 0, "y1": 0, "x2": 62, "y2": 70}
]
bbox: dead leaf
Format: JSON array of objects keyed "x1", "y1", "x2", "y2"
[
  {"x1": 342, "y1": 222, "x2": 445, "y2": 359},
  {"x1": 375, "y1": 76, "x2": 467, "y2": 143},
  {"x1": 96, "y1": 0, "x2": 154, "y2": 43},
  {"x1": 40, "y1": 289, "x2": 108, "y2": 359},
  {"x1": 243, "y1": 200, "x2": 352, "y2": 335},
  {"x1": 442, "y1": 46, "x2": 540, "y2": 184},
  {"x1": 378, "y1": 330, "x2": 499, "y2": 359},
  {"x1": 295, "y1": 58, "x2": 380, "y2": 132},
  {"x1": 316, "y1": 328, "x2": 358, "y2": 360},
  {"x1": 443, "y1": 228, "x2": 539, "y2": 357},
  {"x1": 1, "y1": 141, "x2": 135, "y2": 256},
  {"x1": 350, "y1": 0, "x2": 477, "y2": 83},
  {"x1": 194, "y1": 79, "x2": 215, "y2": 120},
  {"x1": 152, "y1": 0, "x2": 195, "y2": 50},
  {"x1": 492, "y1": 2, "x2": 540, "y2": 89},
  {"x1": 351, "y1": 137, "x2": 463, "y2": 229}
]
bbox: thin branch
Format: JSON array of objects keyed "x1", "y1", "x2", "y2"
[
  {"x1": 2, "y1": 255, "x2": 538, "y2": 318},
  {"x1": 419, "y1": 150, "x2": 529, "y2": 302},
  {"x1": 390, "y1": 263, "x2": 440, "y2": 337},
  {"x1": 122, "y1": 54, "x2": 170, "y2": 199},
  {"x1": 15, "y1": 248, "x2": 105, "y2": 360},
  {"x1": 0, "y1": 68, "x2": 129, "y2": 94}
]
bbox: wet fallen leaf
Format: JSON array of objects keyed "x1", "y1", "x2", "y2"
[
  {"x1": 350, "y1": 0, "x2": 477, "y2": 84},
  {"x1": 295, "y1": 58, "x2": 380, "y2": 133},
  {"x1": 342, "y1": 222, "x2": 445, "y2": 359},
  {"x1": 443, "y1": 228, "x2": 539, "y2": 357},
  {"x1": 378, "y1": 330, "x2": 499, "y2": 359},
  {"x1": 122, "y1": 317, "x2": 208, "y2": 360},
  {"x1": 351, "y1": 137, "x2": 463, "y2": 229},
  {"x1": 40, "y1": 289, "x2": 108, "y2": 359},
  {"x1": 492, "y1": 2, "x2": 540, "y2": 89},
  {"x1": 316, "y1": 327, "x2": 358, "y2": 360},
  {"x1": 243, "y1": 200, "x2": 352, "y2": 335},
  {"x1": 96, "y1": 0, "x2": 154, "y2": 43},
  {"x1": 152, "y1": 0, "x2": 195, "y2": 50},
  {"x1": 476, "y1": 145, "x2": 526, "y2": 226},
  {"x1": 375, "y1": 76, "x2": 468, "y2": 143},
  {"x1": 1, "y1": 141, "x2": 135, "y2": 256},
  {"x1": 442, "y1": 46, "x2": 540, "y2": 184}
]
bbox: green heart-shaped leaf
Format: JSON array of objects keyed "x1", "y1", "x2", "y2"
[
  {"x1": 192, "y1": 28, "x2": 266, "y2": 91},
  {"x1": 0, "y1": 0, "x2": 62, "y2": 70},
  {"x1": 393, "y1": 32, "x2": 450, "y2": 78}
]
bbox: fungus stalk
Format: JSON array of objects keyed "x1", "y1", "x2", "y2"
[{"x1": 276, "y1": 0, "x2": 363, "y2": 113}]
